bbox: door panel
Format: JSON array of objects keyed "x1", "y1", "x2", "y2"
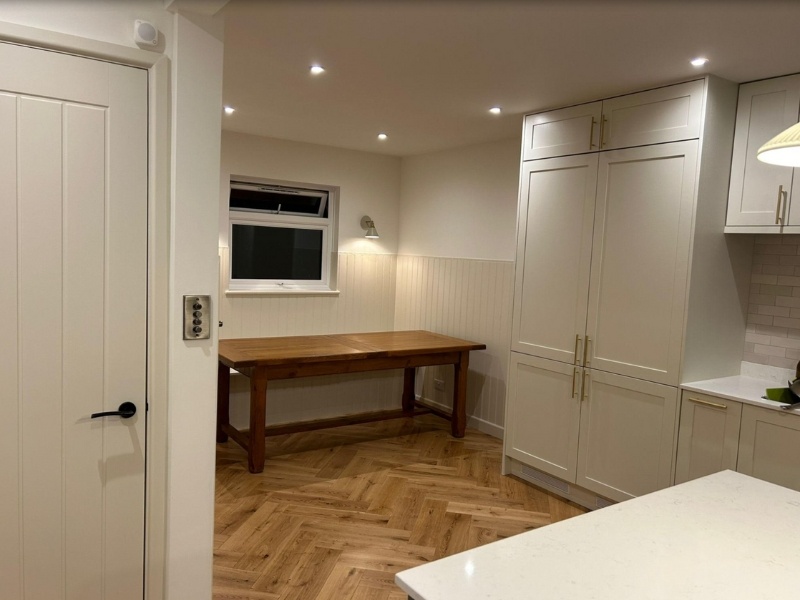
[
  {"x1": 601, "y1": 79, "x2": 704, "y2": 150},
  {"x1": 505, "y1": 353, "x2": 581, "y2": 482},
  {"x1": 674, "y1": 392, "x2": 742, "y2": 485},
  {"x1": 522, "y1": 102, "x2": 602, "y2": 160},
  {"x1": 0, "y1": 43, "x2": 147, "y2": 600},
  {"x1": 586, "y1": 142, "x2": 697, "y2": 385},
  {"x1": 576, "y1": 370, "x2": 678, "y2": 502},
  {"x1": 738, "y1": 405, "x2": 800, "y2": 492},
  {"x1": 726, "y1": 75, "x2": 800, "y2": 227},
  {"x1": 511, "y1": 154, "x2": 597, "y2": 363}
]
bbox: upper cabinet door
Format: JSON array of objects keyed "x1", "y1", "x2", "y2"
[
  {"x1": 601, "y1": 80, "x2": 704, "y2": 150},
  {"x1": 522, "y1": 102, "x2": 602, "y2": 161},
  {"x1": 585, "y1": 141, "x2": 698, "y2": 385},
  {"x1": 511, "y1": 154, "x2": 598, "y2": 363},
  {"x1": 726, "y1": 75, "x2": 800, "y2": 228}
]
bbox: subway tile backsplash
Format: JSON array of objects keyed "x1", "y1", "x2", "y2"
[{"x1": 745, "y1": 235, "x2": 800, "y2": 370}]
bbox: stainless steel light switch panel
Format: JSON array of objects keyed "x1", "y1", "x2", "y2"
[{"x1": 183, "y1": 295, "x2": 212, "y2": 340}]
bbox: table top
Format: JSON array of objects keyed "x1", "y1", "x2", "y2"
[
  {"x1": 396, "y1": 471, "x2": 800, "y2": 600},
  {"x1": 218, "y1": 330, "x2": 486, "y2": 368}
]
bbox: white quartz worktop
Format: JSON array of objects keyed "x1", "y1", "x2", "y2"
[
  {"x1": 395, "y1": 471, "x2": 800, "y2": 600},
  {"x1": 681, "y1": 374, "x2": 795, "y2": 411}
]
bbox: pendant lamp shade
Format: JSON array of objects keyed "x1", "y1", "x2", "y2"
[{"x1": 757, "y1": 121, "x2": 800, "y2": 167}]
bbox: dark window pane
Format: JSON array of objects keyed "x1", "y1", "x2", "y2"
[
  {"x1": 231, "y1": 225, "x2": 323, "y2": 281},
  {"x1": 230, "y1": 185, "x2": 328, "y2": 217}
]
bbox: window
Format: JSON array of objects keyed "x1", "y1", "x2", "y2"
[{"x1": 227, "y1": 177, "x2": 338, "y2": 293}]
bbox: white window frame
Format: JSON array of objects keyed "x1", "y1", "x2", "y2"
[{"x1": 226, "y1": 175, "x2": 339, "y2": 294}]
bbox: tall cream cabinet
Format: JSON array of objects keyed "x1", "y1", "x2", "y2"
[
  {"x1": 725, "y1": 74, "x2": 800, "y2": 232},
  {"x1": 505, "y1": 76, "x2": 752, "y2": 508}
]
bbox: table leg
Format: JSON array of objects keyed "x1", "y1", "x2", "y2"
[
  {"x1": 402, "y1": 367, "x2": 416, "y2": 414},
  {"x1": 452, "y1": 351, "x2": 469, "y2": 438},
  {"x1": 248, "y1": 368, "x2": 268, "y2": 474},
  {"x1": 216, "y1": 361, "x2": 230, "y2": 443}
]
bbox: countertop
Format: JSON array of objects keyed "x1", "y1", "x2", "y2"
[
  {"x1": 681, "y1": 374, "x2": 796, "y2": 411},
  {"x1": 395, "y1": 471, "x2": 800, "y2": 599}
]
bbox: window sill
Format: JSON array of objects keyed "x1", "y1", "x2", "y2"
[{"x1": 225, "y1": 288, "x2": 340, "y2": 297}]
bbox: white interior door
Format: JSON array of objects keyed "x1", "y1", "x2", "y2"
[{"x1": 0, "y1": 43, "x2": 147, "y2": 600}]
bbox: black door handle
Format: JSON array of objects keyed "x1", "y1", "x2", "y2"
[{"x1": 91, "y1": 401, "x2": 137, "y2": 420}]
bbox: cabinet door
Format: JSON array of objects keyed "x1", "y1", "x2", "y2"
[
  {"x1": 674, "y1": 392, "x2": 742, "y2": 485},
  {"x1": 576, "y1": 370, "x2": 678, "y2": 502},
  {"x1": 511, "y1": 155, "x2": 597, "y2": 362},
  {"x1": 585, "y1": 141, "x2": 697, "y2": 385},
  {"x1": 726, "y1": 75, "x2": 800, "y2": 228},
  {"x1": 601, "y1": 79, "x2": 704, "y2": 150},
  {"x1": 522, "y1": 102, "x2": 602, "y2": 160},
  {"x1": 505, "y1": 353, "x2": 582, "y2": 483},
  {"x1": 737, "y1": 404, "x2": 800, "y2": 492}
]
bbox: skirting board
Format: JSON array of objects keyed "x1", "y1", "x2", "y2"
[
  {"x1": 506, "y1": 456, "x2": 615, "y2": 511},
  {"x1": 416, "y1": 394, "x2": 504, "y2": 439}
]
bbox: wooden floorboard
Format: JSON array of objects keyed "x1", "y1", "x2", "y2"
[{"x1": 214, "y1": 415, "x2": 586, "y2": 599}]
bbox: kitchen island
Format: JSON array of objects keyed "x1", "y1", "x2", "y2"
[{"x1": 396, "y1": 471, "x2": 798, "y2": 599}]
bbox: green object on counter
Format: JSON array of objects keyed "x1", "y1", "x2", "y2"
[{"x1": 764, "y1": 388, "x2": 794, "y2": 403}]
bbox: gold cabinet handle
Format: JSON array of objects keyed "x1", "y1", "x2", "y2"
[
  {"x1": 582, "y1": 371, "x2": 590, "y2": 401},
  {"x1": 687, "y1": 396, "x2": 727, "y2": 410},
  {"x1": 573, "y1": 334, "x2": 581, "y2": 365},
  {"x1": 600, "y1": 116, "x2": 608, "y2": 149},
  {"x1": 571, "y1": 368, "x2": 579, "y2": 398},
  {"x1": 589, "y1": 118, "x2": 596, "y2": 148},
  {"x1": 583, "y1": 336, "x2": 591, "y2": 366},
  {"x1": 776, "y1": 185, "x2": 785, "y2": 225}
]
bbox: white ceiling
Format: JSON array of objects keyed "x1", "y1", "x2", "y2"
[{"x1": 220, "y1": 1, "x2": 800, "y2": 157}]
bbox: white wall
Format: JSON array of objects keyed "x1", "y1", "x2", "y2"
[
  {"x1": 0, "y1": 0, "x2": 173, "y2": 52},
  {"x1": 398, "y1": 137, "x2": 521, "y2": 260},
  {"x1": 220, "y1": 131, "x2": 401, "y2": 254},
  {"x1": 166, "y1": 13, "x2": 223, "y2": 600}
]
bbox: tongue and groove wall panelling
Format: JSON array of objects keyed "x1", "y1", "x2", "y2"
[{"x1": 394, "y1": 255, "x2": 514, "y2": 437}]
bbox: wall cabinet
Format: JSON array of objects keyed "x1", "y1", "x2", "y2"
[
  {"x1": 674, "y1": 391, "x2": 742, "y2": 485},
  {"x1": 738, "y1": 404, "x2": 800, "y2": 492},
  {"x1": 725, "y1": 74, "x2": 800, "y2": 231},
  {"x1": 522, "y1": 79, "x2": 704, "y2": 161},
  {"x1": 506, "y1": 76, "x2": 743, "y2": 506}
]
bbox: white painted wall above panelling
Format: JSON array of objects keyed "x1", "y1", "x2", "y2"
[
  {"x1": 220, "y1": 131, "x2": 401, "y2": 254},
  {"x1": 0, "y1": 0, "x2": 173, "y2": 51},
  {"x1": 398, "y1": 137, "x2": 521, "y2": 261}
]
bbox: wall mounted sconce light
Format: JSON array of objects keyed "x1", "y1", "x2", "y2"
[
  {"x1": 758, "y1": 121, "x2": 800, "y2": 167},
  {"x1": 361, "y1": 216, "x2": 379, "y2": 239}
]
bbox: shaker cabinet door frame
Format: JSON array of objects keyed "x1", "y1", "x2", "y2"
[
  {"x1": 585, "y1": 141, "x2": 698, "y2": 385},
  {"x1": 511, "y1": 154, "x2": 598, "y2": 363},
  {"x1": 726, "y1": 75, "x2": 800, "y2": 228},
  {"x1": 522, "y1": 101, "x2": 602, "y2": 161}
]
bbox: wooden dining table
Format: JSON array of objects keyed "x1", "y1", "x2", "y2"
[{"x1": 216, "y1": 330, "x2": 486, "y2": 473}]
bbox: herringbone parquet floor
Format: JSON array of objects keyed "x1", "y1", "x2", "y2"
[{"x1": 213, "y1": 415, "x2": 586, "y2": 600}]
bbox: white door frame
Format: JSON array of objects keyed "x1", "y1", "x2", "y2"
[{"x1": 0, "y1": 21, "x2": 171, "y2": 600}]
